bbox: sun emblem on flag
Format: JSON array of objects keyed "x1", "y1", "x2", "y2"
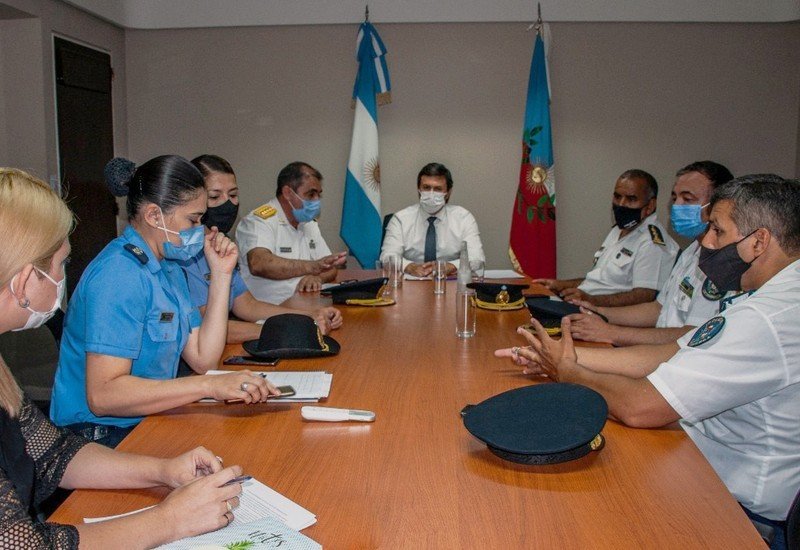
[
  {"x1": 525, "y1": 161, "x2": 555, "y2": 197},
  {"x1": 363, "y1": 157, "x2": 381, "y2": 192}
]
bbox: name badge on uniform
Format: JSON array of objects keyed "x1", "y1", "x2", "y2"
[
  {"x1": 309, "y1": 239, "x2": 316, "y2": 250},
  {"x1": 279, "y1": 247, "x2": 292, "y2": 253},
  {"x1": 160, "y1": 312, "x2": 175, "y2": 323},
  {"x1": 678, "y1": 276, "x2": 694, "y2": 298},
  {"x1": 615, "y1": 247, "x2": 633, "y2": 260}
]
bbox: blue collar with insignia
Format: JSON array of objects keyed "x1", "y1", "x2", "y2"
[{"x1": 122, "y1": 225, "x2": 161, "y2": 274}]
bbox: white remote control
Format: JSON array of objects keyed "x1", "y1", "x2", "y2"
[{"x1": 301, "y1": 406, "x2": 376, "y2": 422}]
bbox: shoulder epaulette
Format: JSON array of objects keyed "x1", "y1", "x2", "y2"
[
  {"x1": 253, "y1": 204, "x2": 277, "y2": 220},
  {"x1": 123, "y1": 243, "x2": 149, "y2": 265},
  {"x1": 648, "y1": 224, "x2": 666, "y2": 246}
]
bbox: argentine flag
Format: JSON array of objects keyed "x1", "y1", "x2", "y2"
[{"x1": 341, "y1": 22, "x2": 391, "y2": 269}]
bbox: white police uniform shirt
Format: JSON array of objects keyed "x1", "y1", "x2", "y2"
[
  {"x1": 655, "y1": 240, "x2": 725, "y2": 328},
  {"x1": 380, "y1": 203, "x2": 485, "y2": 268},
  {"x1": 578, "y1": 213, "x2": 678, "y2": 295},
  {"x1": 236, "y1": 197, "x2": 331, "y2": 304},
  {"x1": 648, "y1": 259, "x2": 800, "y2": 520}
]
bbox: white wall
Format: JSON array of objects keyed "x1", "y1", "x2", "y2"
[
  {"x1": 125, "y1": 21, "x2": 800, "y2": 275},
  {"x1": 0, "y1": 0, "x2": 126, "y2": 182},
  {"x1": 0, "y1": 17, "x2": 48, "y2": 176}
]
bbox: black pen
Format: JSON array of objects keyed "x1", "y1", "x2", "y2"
[{"x1": 222, "y1": 475, "x2": 252, "y2": 487}]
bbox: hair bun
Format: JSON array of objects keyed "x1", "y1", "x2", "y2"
[{"x1": 104, "y1": 157, "x2": 137, "y2": 197}]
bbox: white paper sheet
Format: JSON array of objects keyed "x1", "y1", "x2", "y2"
[
  {"x1": 84, "y1": 479, "x2": 316, "y2": 532},
  {"x1": 204, "y1": 370, "x2": 332, "y2": 403},
  {"x1": 483, "y1": 269, "x2": 525, "y2": 279},
  {"x1": 156, "y1": 517, "x2": 321, "y2": 550}
]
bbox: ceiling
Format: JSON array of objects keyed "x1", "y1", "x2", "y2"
[{"x1": 63, "y1": 0, "x2": 800, "y2": 29}]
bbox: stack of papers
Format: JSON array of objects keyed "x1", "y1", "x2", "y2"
[
  {"x1": 404, "y1": 269, "x2": 525, "y2": 280},
  {"x1": 483, "y1": 269, "x2": 525, "y2": 279},
  {"x1": 86, "y1": 478, "x2": 319, "y2": 548},
  {"x1": 205, "y1": 370, "x2": 333, "y2": 403},
  {"x1": 157, "y1": 516, "x2": 321, "y2": 549},
  {"x1": 229, "y1": 478, "x2": 316, "y2": 530}
]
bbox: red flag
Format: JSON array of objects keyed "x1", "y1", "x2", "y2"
[{"x1": 509, "y1": 32, "x2": 556, "y2": 278}]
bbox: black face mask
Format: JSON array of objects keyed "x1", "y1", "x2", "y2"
[
  {"x1": 698, "y1": 231, "x2": 756, "y2": 292},
  {"x1": 202, "y1": 200, "x2": 239, "y2": 235},
  {"x1": 612, "y1": 204, "x2": 643, "y2": 230}
]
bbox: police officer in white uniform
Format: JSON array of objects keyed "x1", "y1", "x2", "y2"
[
  {"x1": 535, "y1": 169, "x2": 678, "y2": 307},
  {"x1": 236, "y1": 162, "x2": 346, "y2": 305},
  {"x1": 501, "y1": 174, "x2": 800, "y2": 548},
  {"x1": 381, "y1": 162, "x2": 485, "y2": 278},
  {"x1": 567, "y1": 161, "x2": 734, "y2": 346}
]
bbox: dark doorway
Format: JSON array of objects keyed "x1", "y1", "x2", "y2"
[{"x1": 54, "y1": 36, "x2": 117, "y2": 297}]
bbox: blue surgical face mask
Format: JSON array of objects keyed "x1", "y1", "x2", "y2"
[
  {"x1": 670, "y1": 203, "x2": 709, "y2": 239},
  {"x1": 290, "y1": 188, "x2": 321, "y2": 223},
  {"x1": 159, "y1": 209, "x2": 205, "y2": 261}
]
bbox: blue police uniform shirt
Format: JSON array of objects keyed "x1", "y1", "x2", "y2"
[
  {"x1": 181, "y1": 251, "x2": 248, "y2": 310},
  {"x1": 50, "y1": 225, "x2": 202, "y2": 429}
]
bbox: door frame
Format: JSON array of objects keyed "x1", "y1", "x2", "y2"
[{"x1": 50, "y1": 32, "x2": 114, "y2": 194}]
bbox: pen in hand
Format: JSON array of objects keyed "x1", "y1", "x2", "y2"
[{"x1": 222, "y1": 475, "x2": 252, "y2": 487}]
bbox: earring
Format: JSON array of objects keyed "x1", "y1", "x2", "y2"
[{"x1": 18, "y1": 297, "x2": 30, "y2": 308}]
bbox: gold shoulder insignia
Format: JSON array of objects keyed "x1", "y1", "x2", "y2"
[
  {"x1": 253, "y1": 204, "x2": 277, "y2": 220},
  {"x1": 648, "y1": 224, "x2": 666, "y2": 246}
]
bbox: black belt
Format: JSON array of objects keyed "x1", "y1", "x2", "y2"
[{"x1": 66, "y1": 422, "x2": 123, "y2": 442}]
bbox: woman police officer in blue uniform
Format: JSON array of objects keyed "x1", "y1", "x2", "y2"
[
  {"x1": 50, "y1": 155, "x2": 278, "y2": 447},
  {"x1": 181, "y1": 154, "x2": 342, "y2": 345}
]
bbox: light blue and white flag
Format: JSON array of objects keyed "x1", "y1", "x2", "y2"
[{"x1": 341, "y1": 21, "x2": 391, "y2": 269}]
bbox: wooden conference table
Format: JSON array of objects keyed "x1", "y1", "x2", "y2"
[{"x1": 52, "y1": 272, "x2": 763, "y2": 548}]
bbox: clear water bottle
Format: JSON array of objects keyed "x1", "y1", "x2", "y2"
[{"x1": 457, "y1": 240, "x2": 471, "y2": 292}]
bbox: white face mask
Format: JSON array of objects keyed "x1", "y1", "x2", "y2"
[
  {"x1": 420, "y1": 191, "x2": 446, "y2": 215},
  {"x1": 10, "y1": 268, "x2": 65, "y2": 331}
]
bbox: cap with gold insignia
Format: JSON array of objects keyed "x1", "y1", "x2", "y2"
[
  {"x1": 525, "y1": 297, "x2": 608, "y2": 336},
  {"x1": 461, "y1": 383, "x2": 608, "y2": 465},
  {"x1": 466, "y1": 282, "x2": 529, "y2": 310},
  {"x1": 253, "y1": 204, "x2": 277, "y2": 220},
  {"x1": 242, "y1": 314, "x2": 340, "y2": 359},
  {"x1": 321, "y1": 278, "x2": 394, "y2": 306}
]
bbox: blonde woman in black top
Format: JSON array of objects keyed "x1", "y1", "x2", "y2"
[{"x1": 0, "y1": 168, "x2": 244, "y2": 548}]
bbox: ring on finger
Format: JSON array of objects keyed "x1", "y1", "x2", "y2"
[
  {"x1": 240, "y1": 382, "x2": 249, "y2": 392},
  {"x1": 226, "y1": 499, "x2": 233, "y2": 513},
  {"x1": 224, "y1": 511, "x2": 232, "y2": 526}
]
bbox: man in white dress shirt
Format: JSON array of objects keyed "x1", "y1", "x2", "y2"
[
  {"x1": 236, "y1": 162, "x2": 346, "y2": 304},
  {"x1": 381, "y1": 162, "x2": 485, "y2": 278},
  {"x1": 567, "y1": 161, "x2": 734, "y2": 346},
  {"x1": 535, "y1": 169, "x2": 679, "y2": 307},
  {"x1": 502, "y1": 174, "x2": 800, "y2": 545}
]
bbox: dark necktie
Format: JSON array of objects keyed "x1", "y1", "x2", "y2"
[{"x1": 424, "y1": 216, "x2": 437, "y2": 262}]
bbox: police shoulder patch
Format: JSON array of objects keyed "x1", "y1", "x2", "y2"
[
  {"x1": 701, "y1": 277, "x2": 723, "y2": 301},
  {"x1": 688, "y1": 316, "x2": 725, "y2": 347},
  {"x1": 123, "y1": 243, "x2": 149, "y2": 265},
  {"x1": 253, "y1": 204, "x2": 277, "y2": 220},
  {"x1": 648, "y1": 225, "x2": 666, "y2": 246}
]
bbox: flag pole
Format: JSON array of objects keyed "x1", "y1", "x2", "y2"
[
  {"x1": 535, "y1": 3, "x2": 543, "y2": 35},
  {"x1": 527, "y1": 2, "x2": 543, "y2": 34}
]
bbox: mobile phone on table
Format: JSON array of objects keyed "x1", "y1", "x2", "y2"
[
  {"x1": 223, "y1": 355, "x2": 280, "y2": 366},
  {"x1": 273, "y1": 385, "x2": 296, "y2": 398}
]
